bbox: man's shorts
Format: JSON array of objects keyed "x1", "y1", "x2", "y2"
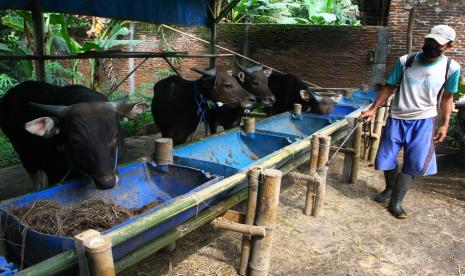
[{"x1": 375, "y1": 117, "x2": 437, "y2": 177}]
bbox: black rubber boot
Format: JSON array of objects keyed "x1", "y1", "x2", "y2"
[
  {"x1": 374, "y1": 166, "x2": 398, "y2": 203},
  {"x1": 388, "y1": 173, "x2": 414, "y2": 219}
]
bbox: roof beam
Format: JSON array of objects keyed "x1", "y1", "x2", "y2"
[{"x1": 0, "y1": 52, "x2": 233, "y2": 61}]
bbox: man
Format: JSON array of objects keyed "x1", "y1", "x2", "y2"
[{"x1": 360, "y1": 25, "x2": 461, "y2": 219}]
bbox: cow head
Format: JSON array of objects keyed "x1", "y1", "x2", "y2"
[
  {"x1": 235, "y1": 61, "x2": 275, "y2": 107},
  {"x1": 25, "y1": 98, "x2": 149, "y2": 189},
  {"x1": 299, "y1": 89, "x2": 342, "y2": 115},
  {"x1": 192, "y1": 67, "x2": 256, "y2": 109}
]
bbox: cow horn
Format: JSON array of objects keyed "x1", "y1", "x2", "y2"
[
  {"x1": 109, "y1": 96, "x2": 129, "y2": 110},
  {"x1": 235, "y1": 60, "x2": 263, "y2": 74},
  {"x1": 191, "y1": 67, "x2": 216, "y2": 77},
  {"x1": 29, "y1": 102, "x2": 71, "y2": 117},
  {"x1": 308, "y1": 89, "x2": 324, "y2": 102}
]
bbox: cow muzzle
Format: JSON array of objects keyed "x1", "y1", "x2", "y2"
[{"x1": 94, "y1": 174, "x2": 118, "y2": 189}]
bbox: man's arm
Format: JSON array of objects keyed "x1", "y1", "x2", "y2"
[
  {"x1": 359, "y1": 84, "x2": 397, "y2": 121},
  {"x1": 434, "y1": 92, "x2": 454, "y2": 143}
]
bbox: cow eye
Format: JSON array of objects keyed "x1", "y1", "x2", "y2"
[
  {"x1": 70, "y1": 136, "x2": 80, "y2": 146},
  {"x1": 253, "y1": 81, "x2": 259, "y2": 86},
  {"x1": 225, "y1": 83, "x2": 233, "y2": 89}
]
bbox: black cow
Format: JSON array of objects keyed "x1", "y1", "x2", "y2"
[
  {"x1": 152, "y1": 68, "x2": 256, "y2": 145},
  {"x1": 206, "y1": 62, "x2": 275, "y2": 134},
  {"x1": 0, "y1": 81, "x2": 148, "y2": 190},
  {"x1": 267, "y1": 71, "x2": 342, "y2": 115}
]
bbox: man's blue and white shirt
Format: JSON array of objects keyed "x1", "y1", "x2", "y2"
[{"x1": 386, "y1": 53, "x2": 461, "y2": 120}]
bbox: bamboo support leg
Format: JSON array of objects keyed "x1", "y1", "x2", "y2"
[
  {"x1": 309, "y1": 135, "x2": 320, "y2": 174},
  {"x1": 350, "y1": 124, "x2": 363, "y2": 184},
  {"x1": 368, "y1": 107, "x2": 386, "y2": 165},
  {"x1": 293, "y1": 103, "x2": 302, "y2": 116},
  {"x1": 154, "y1": 138, "x2": 176, "y2": 252},
  {"x1": 75, "y1": 230, "x2": 100, "y2": 276},
  {"x1": 154, "y1": 138, "x2": 173, "y2": 165},
  {"x1": 84, "y1": 234, "x2": 115, "y2": 276},
  {"x1": 342, "y1": 119, "x2": 356, "y2": 183},
  {"x1": 239, "y1": 167, "x2": 260, "y2": 276},
  {"x1": 312, "y1": 136, "x2": 331, "y2": 217},
  {"x1": 248, "y1": 169, "x2": 282, "y2": 276},
  {"x1": 244, "y1": 117, "x2": 256, "y2": 134}
]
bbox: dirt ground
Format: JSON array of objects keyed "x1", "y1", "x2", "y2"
[{"x1": 121, "y1": 144, "x2": 465, "y2": 276}]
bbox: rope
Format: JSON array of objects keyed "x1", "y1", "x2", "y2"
[
  {"x1": 326, "y1": 120, "x2": 365, "y2": 166},
  {"x1": 363, "y1": 120, "x2": 372, "y2": 150}
]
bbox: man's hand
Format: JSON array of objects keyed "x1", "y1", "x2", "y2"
[
  {"x1": 359, "y1": 107, "x2": 377, "y2": 121},
  {"x1": 434, "y1": 124, "x2": 449, "y2": 143}
]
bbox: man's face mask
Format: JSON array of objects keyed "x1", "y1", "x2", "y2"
[{"x1": 422, "y1": 39, "x2": 447, "y2": 58}]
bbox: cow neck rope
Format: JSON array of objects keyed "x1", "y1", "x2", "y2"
[
  {"x1": 192, "y1": 80, "x2": 211, "y2": 141},
  {"x1": 59, "y1": 144, "x2": 119, "y2": 183}
]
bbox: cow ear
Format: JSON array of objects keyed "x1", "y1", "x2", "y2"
[
  {"x1": 238, "y1": 72, "x2": 245, "y2": 83},
  {"x1": 120, "y1": 102, "x2": 149, "y2": 119},
  {"x1": 331, "y1": 94, "x2": 343, "y2": 104},
  {"x1": 299, "y1": 90, "x2": 311, "y2": 102},
  {"x1": 263, "y1": 68, "x2": 272, "y2": 78},
  {"x1": 25, "y1": 117, "x2": 60, "y2": 137}
]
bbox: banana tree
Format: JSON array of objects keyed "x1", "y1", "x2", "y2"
[{"x1": 81, "y1": 19, "x2": 140, "y2": 90}]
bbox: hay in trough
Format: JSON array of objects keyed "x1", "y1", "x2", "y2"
[{"x1": 9, "y1": 199, "x2": 133, "y2": 237}]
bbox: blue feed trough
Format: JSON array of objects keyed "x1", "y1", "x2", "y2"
[
  {"x1": 0, "y1": 162, "x2": 223, "y2": 267},
  {"x1": 174, "y1": 131, "x2": 293, "y2": 177},
  {"x1": 338, "y1": 97, "x2": 373, "y2": 107},
  {"x1": 255, "y1": 113, "x2": 333, "y2": 139},
  {"x1": 350, "y1": 90, "x2": 378, "y2": 100}
]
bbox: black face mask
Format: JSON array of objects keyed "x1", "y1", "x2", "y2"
[{"x1": 422, "y1": 43, "x2": 443, "y2": 58}]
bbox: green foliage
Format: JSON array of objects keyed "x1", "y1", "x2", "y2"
[
  {"x1": 228, "y1": 0, "x2": 360, "y2": 25},
  {"x1": 0, "y1": 74, "x2": 18, "y2": 95},
  {"x1": 108, "y1": 89, "x2": 154, "y2": 137},
  {"x1": 456, "y1": 84, "x2": 465, "y2": 100},
  {"x1": 0, "y1": 130, "x2": 20, "y2": 168},
  {"x1": 120, "y1": 110, "x2": 153, "y2": 137}
]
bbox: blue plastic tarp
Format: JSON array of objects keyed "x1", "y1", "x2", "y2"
[{"x1": 0, "y1": 0, "x2": 214, "y2": 26}]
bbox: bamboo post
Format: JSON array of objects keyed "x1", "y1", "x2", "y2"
[
  {"x1": 239, "y1": 167, "x2": 260, "y2": 275},
  {"x1": 154, "y1": 138, "x2": 175, "y2": 252},
  {"x1": 303, "y1": 172, "x2": 318, "y2": 216},
  {"x1": 75, "y1": 229, "x2": 100, "y2": 276},
  {"x1": 342, "y1": 118, "x2": 356, "y2": 182},
  {"x1": 248, "y1": 169, "x2": 282, "y2": 276},
  {"x1": 309, "y1": 135, "x2": 320, "y2": 174},
  {"x1": 368, "y1": 107, "x2": 386, "y2": 165},
  {"x1": 244, "y1": 117, "x2": 256, "y2": 134},
  {"x1": 209, "y1": 1, "x2": 217, "y2": 68},
  {"x1": 350, "y1": 123, "x2": 363, "y2": 184},
  {"x1": 312, "y1": 136, "x2": 331, "y2": 217},
  {"x1": 293, "y1": 103, "x2": 302, "y2": 116},
  {"x1": 83, "y1": 234, "x2": 115, "y2": 276},
  {"x1": 154, "y1": 138, "x2": 173, "y2": 165}
]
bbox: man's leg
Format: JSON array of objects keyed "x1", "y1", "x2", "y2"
[
  {"x1": 375, "y1": 117, "x2": 403, "y2": 202},
  {"x1": 375, "y1": 165, "x2": 398, "y2": 203},
  {"x1": 388, "y1": 172, "x2": 414, "y2": 219},
  {"x1": 388, "y1": 118, "x2": 436, "y2": 219}
]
